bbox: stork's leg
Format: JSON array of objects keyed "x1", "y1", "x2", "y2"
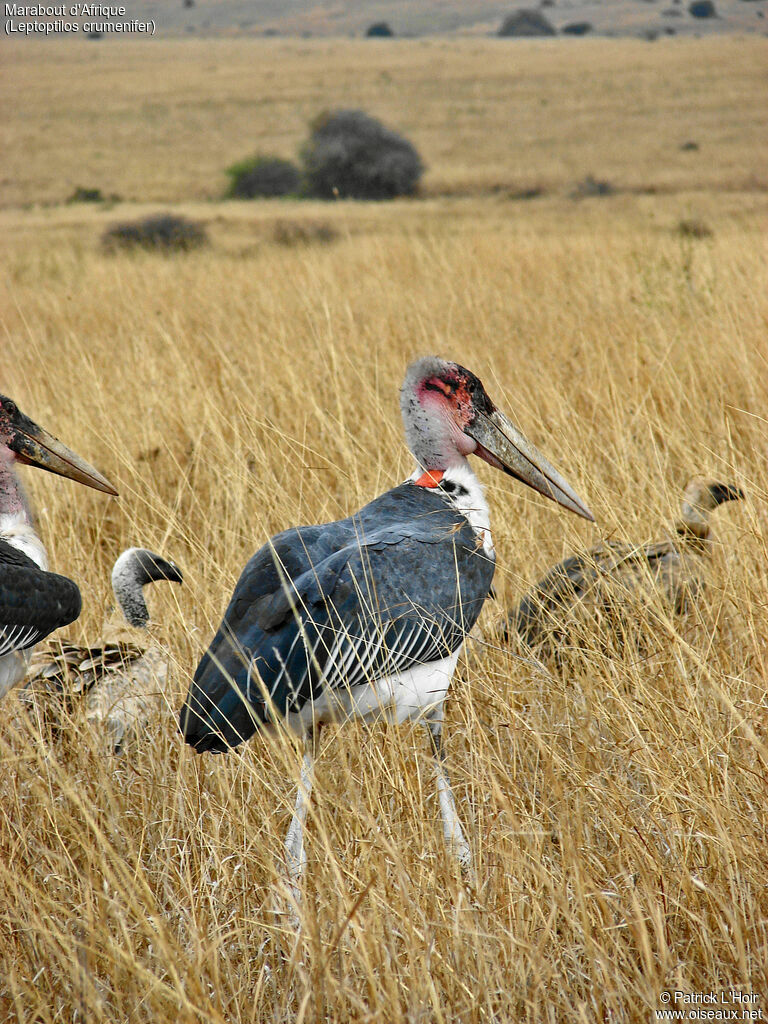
[
  {"x1": 277, "y1": 729, "x2": 319, "y2": 933},
  {"x1": 283, "y1": 750, "x2": 313, "y2": 907},
  {"x1": 425, "y1": 718, "x2": 473, "y2": 873}
]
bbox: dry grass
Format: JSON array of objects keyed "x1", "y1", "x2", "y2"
[
  {"x1": 2, "y1": 36, "x2": 767, "y2": 207},
  {"x1": 1, "y1": 34, "x2": 768, "y2": 1024}
]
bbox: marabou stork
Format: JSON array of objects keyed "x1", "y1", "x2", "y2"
[
  {"x1": 503, "y1": 476, "x2": 743, "y2": 663},
  {"x1": 179, "y1": 357, "x2": 593, "y2": 909},
  {"x1": 0, "y1": 393, "x2": 117, "y2": 700},
  {"x1": 23, "y1": 548, "x2": 183, "y2": 752}
]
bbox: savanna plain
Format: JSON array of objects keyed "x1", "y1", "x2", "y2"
[{"x1": 1, "y1": 34, "x2": 767, "y2": 1024}]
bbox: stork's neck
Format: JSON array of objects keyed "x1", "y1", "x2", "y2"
[
  {"x1": 411, "y1": 462, "x2": 495, "y2": 559},
  {"x1": 400, "y1": 385, "x2": 475, "y2": 473},
  {"x1": 0, "y1": 446, "x2": 47, "y2": 569},
  {"x1": 676, "y1": 486, "x2": 715, "y2": 542},
  {"x1": 112, "y1": 572, "x2": 150, "y2": 630},
  {"x1": 0, "y1": 446, "x2": 25, "y2": 517},
  {"x1": 111, "y1": 550, "x2": 153, "y2": 628}
]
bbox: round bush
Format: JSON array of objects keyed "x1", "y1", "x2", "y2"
[
  {"x1": 689, "y1": 0, "x2": 716, "y2": 14},
  {"x1": 497, "y1": 10, "x2": 556, "y2": 36},
  {"x1": 301, "y1": 109, "x2": 423, "y2": 200},
  {"x1": 366, "y1": 21, "x2": 393, "y2": 37},
  {"x1": 225, "y1": 156, "x2": 301, "y2": 199},
  {"x1": 102, "y1": 214, "x2": 208, "y2": 253}
]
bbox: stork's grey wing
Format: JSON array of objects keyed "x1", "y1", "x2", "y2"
[
  {"x1": 0, "y1": 541, "x2": 82, "y2": 656},
  {"x1": 181, "y1": 483, "x2": 495, "y2": 752},
  {"x1": 507, "y1": 538, "x2": 682, "y2": 647}
]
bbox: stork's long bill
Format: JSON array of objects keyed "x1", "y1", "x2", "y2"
[
  {"x1": 0, "y1": 394, "x2": 117, "y2": 495},
  {"x1": 467, "y1": 404, "x2": 594, "y2": 521},
  {"x1": 401, "y1": 357, "x2": 594, "y2": 522}
]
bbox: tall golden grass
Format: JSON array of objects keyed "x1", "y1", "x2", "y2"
[
  {"x1": 1, "y1": 34, "x2": 767, "y2": 1024},
  {"x1": 2, "y1": 36, "x2": 766, "y2": 206}
]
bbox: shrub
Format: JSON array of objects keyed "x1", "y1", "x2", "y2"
[
  {"x1": 497, "y1": 10, "x2": 556, "y2": 36},
  {"x1": 562, "y1": 21, "x2": 592, "y2": 34},
  {"x1": 570, "y1": 175, "x2": 614, "y2": 199},
  {"x1": 271, "y1": 219, "x2": 338, "y2": 246},
  {"x1": 509, "y1": 186, "x2": 545, "y2": 200},
  {"x1": 689, "y1": 0, "x2": 716, "y2": 14},
  {"x1": 67, "y1": 186, "x2": 105, "y2": 203},
  {"x1": 677, "y1": 219, "x2": 713, "y2": 239},
  {"x1": 366, "y1": 21, "x2": 393, "y2": 37},
  {"x1": 301, "y1": 109, "x2": 423, "y2": 200},
  {"x1": 225, "y1": 156, "x2": 301, "y2": 199},
  {"x1": 102, "y1": 213, "x2": 208, "y2": 253}
]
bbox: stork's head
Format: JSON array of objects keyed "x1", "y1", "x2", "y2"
[
  {"x1": 0, "y1": 393, "x2": 118, "y2": 495},
  {"x1": 678, "y1": 476, "x2": 744, "y2": 539},
  {"x1": 400, "y1": 357, "x2": 594, "y2": 521},
  {"x1": 112, "y1": 547, "x2": 184, "y2": 628}
]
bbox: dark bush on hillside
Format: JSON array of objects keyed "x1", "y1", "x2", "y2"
[
  {"x1": 677, "y1": 219, "x2": 713, "y2": 239},
  {"x1": 301, "y1": 109, "x2": 423, "y2": 200},
  {"x1": 67, "y1": 186, "x2": 105, "y2": 203},
  {"x1": 689, "y1": 0, "x2": 716, "y2": 14},
  {"x1": 272, "y1": 219, "x2": 338, "y2": 246},
  {"x1": 570, "y1": 175, "x2": 614, "y2": 199},
  {"x1": 562, "y1": 21, "x2": 592, "y2": 34},
  {"x1": 102, "y1": 213, "x2": 208, "y2": 253},
  {"x1": 497, "y1": 10, "x2": 556, "y2": 35},
  {"x1": 67, "y1": 186, "x2": 121, "y2": 204},
  {"x1": 225, "y1": 156, "x2": 301, "y2": 199},
  {"x1": 366, "y1": 21, "x2": 393, "y2": 36}
]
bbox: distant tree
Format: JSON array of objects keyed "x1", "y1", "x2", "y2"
[
  {"x1": 561, "y1": 21, "x2": 592, "y2": 34},
  {"x1": 677, "y1": 219, "x2": 713, "y2": 238},
  {"x1": 497, "y1": 10, "x2": 556, "y2": 35},
  {"x1": 301, "y1": 110, "x2": 423, "y2": 200},
  {"x1": 689, "y1": 0, "x2": 717, "y2": 14},
  {"x1": 102, "y1": 214, "x2": 208, "y2": 253},
  {"x1": 366, "y1": 21, "x2": 393, "y2": 37},
  {"x1": 224, "y1": 156, "x2": 301, "y2": 199},
  {"x1": 271, "y1": 219, "x2": 338, "y2": 246},
  {"x1": 67, "y1": 186, "x2": 104, "y2": 203},
  {"x1": 570, "y1": 175, "x2": 614, "y2": 199}
]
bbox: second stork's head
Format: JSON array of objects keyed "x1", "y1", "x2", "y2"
[
  {"x1": 0, "y1": 393, "x2": 118, "y2": 496},
  {"x1": 111, "y1": 548, "x2": 184, "y2": 628},
  {"x1": 400, "y1": 357, "x2": 594, "y2": 521},
  {"x1": 678, "y1": 476, "x2": 744, "y2": 540}
]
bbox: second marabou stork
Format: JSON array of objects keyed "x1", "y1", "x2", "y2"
[
  {"x1": 180, "y1": 357, "x2": 593, "y2": 908},
  {"x1": 0, "y1": 393, "x2": 117, "y2": 700},
  {"x1": 503, "y1": 476, "x2": 744, "y2": 664}
]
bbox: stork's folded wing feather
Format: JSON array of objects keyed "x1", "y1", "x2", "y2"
[
  {"x1": 0, "y1": 563, "x2": 81, "y2": 656},
  {"x1": 181, "y1": 483, "x2": 495, "y2": 752}
]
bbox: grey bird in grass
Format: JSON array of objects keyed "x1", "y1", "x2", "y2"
[
  {"x1": 23, "y1": 548, "x2": 183, "y2": 753},
  {"x1": 502, "y1": 476, "x2": 744, "y2": 663},
  {"x1": 179, "y1": 356, "x2": 593, "y2": 928},
  {"x1": 0, "y1": 393, "x2": 117, "y2": 700}
]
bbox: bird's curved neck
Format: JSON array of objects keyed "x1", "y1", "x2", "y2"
[
  {"x1": 675, "y1": 518, "x2": 711, "y2": 545},
  {"x1": 113, "y1": 579, "x2": 150, "y2": 629},
  {"x1": 401, "y1": 383, "x2": 475, "y2": 474},
  {"x1": 0, "y1": 447, "x2": 47, "y2": 569},
  {"x1": 410, "y1": 462, "x2": 495, "y2": 559},
  {"x1": 0, "y1": 446, "x2": 27, "y2": 518},
  {"x1": 676, "y1": 500, "x2": 712, "y2": 543},
  {"x1": 111, "y1": 558, "x2": 150, "y2": 629}
]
